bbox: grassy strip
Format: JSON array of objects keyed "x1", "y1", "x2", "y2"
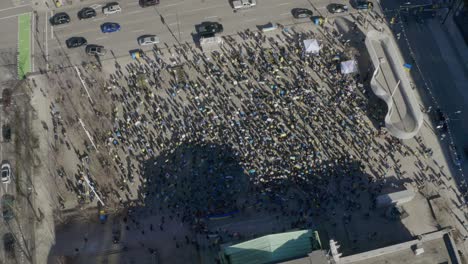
[{"x1": 18, "y1": 13, "x2": 31, "y2": 80}]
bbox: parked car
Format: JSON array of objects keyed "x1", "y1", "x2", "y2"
[
  {"x1": 2, "y1": 124, "x2": 11, "y2": 142},
  {"x1": 261, "y1": 22, "x2": 278, "y2": 32},
  {"x1": 86, "y1": 45, "x2": 107, "y2": 56},
  {"x1": 291, "y1": 8, "x2": 313, "y2": 18},
  {"x1": 1, "y1": 194, "x2": 14, "y2": 221},
  {"x1": 328, "y1": 3, "x2": 348, "y2": 13},
  {"x1": 137, "y1": 35, "x2": 160, "y2": 45},
  {"x1": 139, "y1": 0, "x2": 159, "y2": 7},
  {"x1": 1, "y1": 161, "x2": 11, "y2": 184},
  {"x1": 2, "y1": 89, "x2": 11, "y2": 109},
  {"x1": 50, "y1": 12, "x2": 70, "y2": 25},
  {"x1": 3, "y1": 233, "x2": 14, "y2": 258},
  {"x1": 78, "y1": 7, "x2": 97, "y2": 19},
  {"x1": 101, "y1": 22, "x2": 121, "y2": 33},
  {"x1": 65, "y1": 37, "x2": 87, "y2": 48},
  {"x1": 232, "y1": 0, "x2": 256, "y2": 9},
  {"x1": 102, "y1": 2, "x2": 122, "y2": 15},
  {"x1": 353, "y1": 0, "x2": 373, "y2": 10},
  {"x1": 353, "y1": 0, "x2": 374, "y2": 10},
  {"x1": 196, "y1": 22, "x2": 224, "y2": 37}
]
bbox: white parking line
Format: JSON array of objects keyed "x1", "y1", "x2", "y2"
[
  {"x1": 245, "y1": 18, "x2": 256, "y2": 22},
  {"x1": 54, "y1": 25, "x2": 69, "y2": 30},
  {"x1": 0, "y1": 12, "x2": 29, "y2": 20},
  {"x1": 96, "y1": 36, "x2": 108, "y2": 40},
  {"x1": 126, "y1": 2, "x2": 140, "y2": 6},
  {"x1": 128, "y1": 10, "x2": 144, "y2": 15},
  {"x1": 278, "y1": 2, "x2": 291, "y2": 5},
  {"x1": 92, "y1": 17, "x2": 106, "y2": 21},
  {"x1": 168, "y1": 22, "x2": 180, "y2": 26},
  {"x1": 0, "y1": 4, "x2": 29, "y2": 12},
  {"x1": 280, "y1": 12, "x2": 290, "y2": 16},
  {"x1": 185, "y1": 4, "x2": 226, "y2": 13},
  {"x1": 162, "y1": 2, "x2": 184, "y2": 7},
  {"x1": 132, "y1": 29, "x2": 144, "y2": 33},
  {"x1": 45, "y1": 12, "x2": 49, "y2": 70},
  {"x1": 205, "y1": 15, "x2": 218, "y2": 19}
]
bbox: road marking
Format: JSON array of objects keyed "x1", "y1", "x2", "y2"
[
  {"x1": 54, "y1": 25, "x2": 69, "y2": 30},
  {"x1": 132, "y1": 29, "x2": 145, "y2": 33},
  {"x1": 128, "y1": 10, "x2": 144, "y2": 15},
  {"x1": 162, "y1": 2, "x2": 184, "y2": 7},
  {"x1": 93, "y1": 17, "x2": 106, "y2": 21},
  {"x1": 0, "y1": 4, "x2": 29, "y2": 12},
  {"x1": 45, "y1": 12, "x2": 49, "y2": 70},
  {"x1": 280, "y1": 12, "x2": 290, "y2": 16},
  {"x1": 205, "y1": 15, "x2": 218, "y2": 19},
  {"x1": 96, "y1": 36, "x2": 108, "y2": 40},
  {"x1": 74, "y1": 66, "x2": 94, "y2": 104},
  {"x1": 185, "y1": 4, "x2": 225, "y2": 13},
  {"x1": 90, "y1": 4, "x2": 102, "y2": 9},
  {"x1": 126, "y1": 2, "x2": 139, "y2": 6},
  {"x1": 278, "y1": 2, "x2": 291, "y2": 6},
  {"x1": 245, "y1": 18, "x2": 256, "y2": 22},
  {"x1": 168, "y1": 22, "x2": 180, "y2": 26},
  {"x1": 0, "y1": 12, "x2": 29, "y2": 20}
]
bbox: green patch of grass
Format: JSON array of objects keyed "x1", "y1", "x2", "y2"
[{"x1": 18, "y1": 13, "x2": 31, "y2": 80}]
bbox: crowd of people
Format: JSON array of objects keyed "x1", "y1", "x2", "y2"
[{"x1": 53, "y1": 22, "x2": 454, "y2": 254}]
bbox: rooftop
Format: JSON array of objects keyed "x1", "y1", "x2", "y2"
[
  {"x1": 333, "y1": 229, "x2": 461, "y2": 264},
  {"x1": 220, "y1": 230, "x2": 322, "y2": 264}
]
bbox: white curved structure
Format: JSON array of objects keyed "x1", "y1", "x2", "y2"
[{"x1": 365, "y1": 30, "x2": 423, "y2": 139}]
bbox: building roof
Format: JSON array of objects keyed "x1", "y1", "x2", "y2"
[
  {"x1": 221, "y1": 230, "x2": 321, "y2": 264},
  {"x1": 334, "y1": 229, "x2": 461, "y2": 264}
]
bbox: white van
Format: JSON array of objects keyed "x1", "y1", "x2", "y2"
[{"x1": 232, "y1": 0, "x2": 256, "y2": 9}]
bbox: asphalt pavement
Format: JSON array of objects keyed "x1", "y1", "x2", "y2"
[{"x1": 33, "y1": 0, "x2": 364, "y2": 70}]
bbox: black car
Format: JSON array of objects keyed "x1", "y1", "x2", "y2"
[
  {"x1": 291, "y1": 8, "x2": 313, "y2": 18},
  {"x1": 139, "y1": 0, "x2": 159, "y2": 7},
  {"x1": 328, "y1": 3, "x2": 348, "y2": 13},
  {"x1": 78, "y1": 7, "x2": 97, "y2": 20},
  {"x1": 2, "y1": 124, "x2": 11, "y2": 142},
  {"x1": 65, "y1": 37, "x2": 87, "y2": 48},
  {"x1": 196, "y1": 22, "x2": 224, "y2": 37},
  {"x1": 50, "y1": 12, "x2": 70, "y2": 25},
  {"x1": 3, "y1": 233, "x2": 14, "y2": 258}
]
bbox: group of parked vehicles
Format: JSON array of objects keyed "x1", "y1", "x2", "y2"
[
  {"x1": 51, "y1": 2, "x2": 160, "y2": 56},
  {"x1": 50, "y1": 0, "x2": 374, "y2": 56}
]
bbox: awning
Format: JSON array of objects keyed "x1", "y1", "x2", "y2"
[
  {"x1": 303, "y1": 39, "x2": 320, "y2": 54},
  {"x1": 340, "y1": 60, "x2": 358, "y2": 74}
]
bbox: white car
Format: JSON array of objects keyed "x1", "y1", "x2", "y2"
[
  {"x1": 232, "y1": 0, "x2": 256, "y2": 9},
  {"x1": 138, "y1": 35, "x2": 160, "y2": 46},
  {"x1": 1, "y1": 162, "x2": 11, "y2": 184},
  {"x1": 102, "y1": 3, "x2": 122, "y2": 15}
]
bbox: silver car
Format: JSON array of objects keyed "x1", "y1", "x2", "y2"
[
  {"x1": 103, "y1": 3, "x2": 122, "y2": 15},
  {"x1": 138, "y1": 35, "x2": 160, "y2": 46},
  {"x1": 1, "y1": 162, "x2": 11, "y2": 184},
  {"x1": 86, "y1": 45, "x2": 107, "y2": 56}
]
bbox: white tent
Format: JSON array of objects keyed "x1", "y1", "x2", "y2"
[
  {"x1": 303, "y1": 39, "x2": 320, "y2": 54},
  {"x1": 340, "y1": 60, "x2": 358, "y2": 74},
  {"x1": 200, "y1": 36, "x2": 223, "y2": 45}
]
